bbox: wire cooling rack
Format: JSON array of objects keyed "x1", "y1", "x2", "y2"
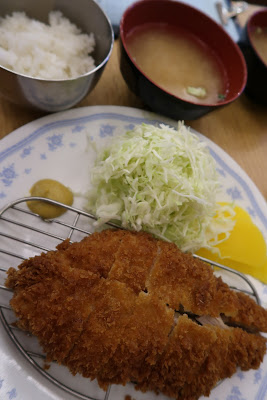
[{"x1": 0, "y1": 197, "x2": 261, "y2": 400}]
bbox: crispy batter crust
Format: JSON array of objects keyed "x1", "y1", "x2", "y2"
[
  {"x1": 56, "y1": 229, "x2": 127, "y2": 278},
  {"x1": 97, "y1": 292, "x2": 174, "y2": 388},
  {"x1": 147, "y1": 241, "x2": 240, "y2": 317},
  {"x1": 65, "y1": 279, "x2": 137, "y2": 380},
  {"x1": 8, "y1": 256, "x2": 101, "y2": 362},
  {"x1": 226, "y1": 291, "x2": 267, "y2": 332},
  {"x1": 137, "y1": 315, "x2": 266, "y2": 400},
  {"x1": 108, "y1": 231, "x2": 158, "y2": 293}
]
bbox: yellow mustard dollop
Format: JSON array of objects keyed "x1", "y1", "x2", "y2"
[{"x1": 27, "y1": 179, "x2": 73, "y2": 219}]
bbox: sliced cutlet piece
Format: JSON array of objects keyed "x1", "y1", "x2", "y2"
[
  {"x1": 146, "y1": 240, "x2": 240, "y2": 317},
  {"x1": 5, "y1": 229, "x2": 126, "y2": 290},
  {"x1": 178, "y1": 323, "x2": 267, "y2": 400},
  {"x1": 6, "y1": 257, "x2": 101, "y2": 363},
  {"x1": 64, "y1": 280, "x2": 137, "y2": 383},
  {"x1": 137, "y1": 314, "x2": 218, "y2": 399},
  {"x1": 138, "y1": 315, "x2": 267, "y2": 400},
  {"x1": 6, "y1": 248, "x2": 74, "y2": 291},
  {"x1": 146, "y1": 239, "x2": 267, "y2": 332},
  {"x1": 108, "y1": 231, "x2": 158, "y2": 293},
  {"x1": 56, "y1": 229, "x2": 127, "y2": 278},
  {"x1": 97, "y1": 291, "x2": 174, "y2": 389},
  {"x1": 222, "y1": 291, "x2": 267, "y2": 333}
]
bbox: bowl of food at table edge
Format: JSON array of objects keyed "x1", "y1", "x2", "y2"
[
  {"x1": 119, "y1": 0, "x2": 247, "y2": 120},
  {"x1": 0, "y1": 0, "x2": 113, "y2": 112},
  {"x1": 238, "y1": 8, "x2": 267, "y2": 105}
]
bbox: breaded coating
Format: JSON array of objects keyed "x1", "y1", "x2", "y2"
[
  {"x1": 108, "y1": 231, "x2": 158, "y2": 293},
  {"x1": 178, "y1": 323, "x2": 267, "y2": 400},
  {"x1": 64, "y1": 280, "x2": 137, "y2": 381},
  {"x1": 183, "y1": 325, "x2": 266, "y2": 400},
  {"x1": 137, "y1": 315, "x2": 218, "y2": 399},
  {"x1": 138, "y1": 315, "x2": 266, "y2": 400},
  {"x1": 97, "y1": 292, "x2": 174, "y2": 388},
  {"x1": 146, "y1": 240, "x2": 240, "y2": 317},
  {"x1": 225, "y1": 291, "x2": 267, "y2": 333},
  {"x1": 56, "y1": 229, "x2": 126, "y2": 278},
  {"x1": 5, "y1": 228, "x2": 125, "y2": 289},
  {"x1": 5, "y1": 229, "x2": 267, "y2": 400},
  {"x1": 6, "y1": 249, "x2": 73, "y2": 291},
  {"x1": 7, "y1": 259, "x2": 101, "y2": 362}
]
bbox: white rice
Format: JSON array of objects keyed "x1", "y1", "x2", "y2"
[{"x1": 0, "y1": 11, "x2": 96, "y2": 80}]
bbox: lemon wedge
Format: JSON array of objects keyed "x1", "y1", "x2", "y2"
[{"x1": 196, "y1": 203, "x2": 267, "y2": 283}]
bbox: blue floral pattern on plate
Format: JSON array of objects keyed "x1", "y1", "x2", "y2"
[
  {"x1": 99, "y1": 123, "x2": 116, "y2": 137},
  {"x1": 46, "y1": 133, "x2": 64, "y2": 151},
  {"x1": 0, "y1": 164, "x2": 18, "y2": 187},
  {"x1": 0, "y1": 379, "x2": 17, "y2": 399},
  {"x1": 20, "y1": 146, "x2": 34, "y2": 159},
  {"x1": 226, "y1": 386, "x2": 247, "y2": 400}
]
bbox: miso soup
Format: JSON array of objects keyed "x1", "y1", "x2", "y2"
[
  {"x1": 126, "y1": 24, "x2": 226, "y2": 104},
  {"x1": 250, "y1": 27, "x2": 267, "y2": 66}
]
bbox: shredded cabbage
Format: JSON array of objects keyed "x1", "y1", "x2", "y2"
[{"x1": 86, "y1": 123, "x2": 234, "y2": 252}]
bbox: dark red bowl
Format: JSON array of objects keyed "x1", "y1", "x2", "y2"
[
  {"x1": 238, "y1": 9, "x2": 267, "y2": 105},
  {"x1": 119, "y1": 0, "x2": 247, "y2": 120}
]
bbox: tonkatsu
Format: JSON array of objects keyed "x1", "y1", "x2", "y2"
[{"x1": 5, "y1": 229, "x2": 267, "y2": 400}]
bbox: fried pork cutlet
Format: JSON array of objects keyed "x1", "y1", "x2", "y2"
[
  {"x1": 97, "y1": 292, "x2": 175, "y2": 388},
  {"x1": 5, "y1": 229, "x2": 267, "y2": 400}
]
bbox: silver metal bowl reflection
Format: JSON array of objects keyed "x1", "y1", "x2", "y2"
[{"x1": 0, "y1": 0, "x2": 114, "y2": 112}]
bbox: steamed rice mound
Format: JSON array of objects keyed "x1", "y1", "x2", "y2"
[{"x1": 0, "y1": 11, "x2": 96, "y2": 80}]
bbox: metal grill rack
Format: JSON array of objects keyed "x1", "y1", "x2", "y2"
[{"x1": 0, "y1": 197, "x2": 261, "y2": 400}]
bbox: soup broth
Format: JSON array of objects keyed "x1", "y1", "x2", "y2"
[
  {"x1": 250, "y1": 27, "x2": 267, "y2": 66},
  {"x1": 126, "y1": 24, "x2": 226, "y2": 104}
]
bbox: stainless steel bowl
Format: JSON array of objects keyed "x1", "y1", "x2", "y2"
[{"x1": 0, "y1": 0, "x2": 114, "y2": 112}]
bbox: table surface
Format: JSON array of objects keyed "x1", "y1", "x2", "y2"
[{"x1": 0, "y1": 39, "x2": 267, "y2": 200}]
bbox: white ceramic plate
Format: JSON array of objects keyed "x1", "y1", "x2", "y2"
[{"x1": 0, "y1": 105, "x2": 267, "y2": 400}]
